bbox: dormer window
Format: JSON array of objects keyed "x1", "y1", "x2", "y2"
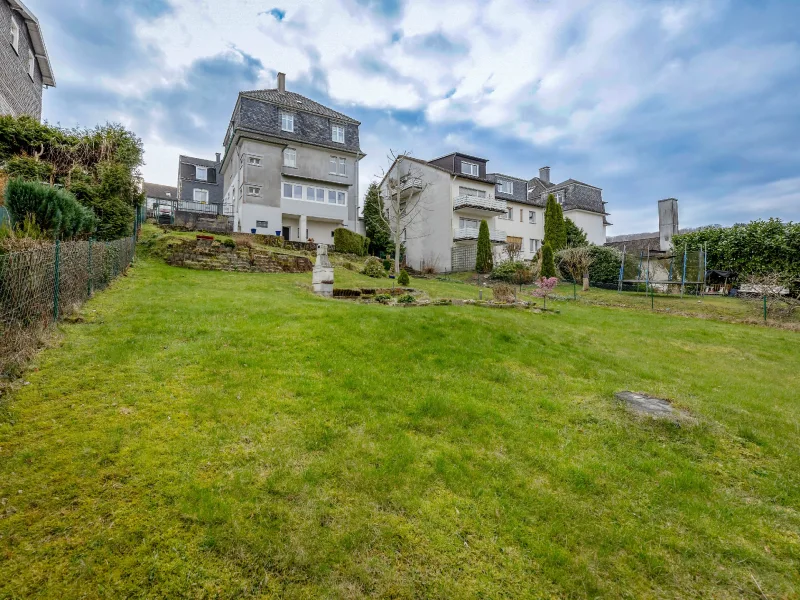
[
  {"x1": 331, "y1": 124, "x2": 345, "y2": 143},
  {"x1": 556, "y1": 192, "x2": 564, "y2": 205},
  {"x1": 281, "y1": 112, "x2": 294, "y2": 132},
  {"x1": 461, "y1": 161, "x2": 479, "y2": 176},
  {"x1": 497, "y1": 179, "x2": 513, "y2": 194},
  {"x1": 10, "y1": 17, "x2": 19, "y2": 54},
  {"x1": 196, "y1": 166, "x2": 208, "y2": 181}
]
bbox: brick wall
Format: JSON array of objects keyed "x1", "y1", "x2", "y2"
[
  {"x1": 0, "y1": 0, "x2": 44, "y2": 120},
  {"x1": 166, "y1": 239, "x2": 313, "y2": 273}
]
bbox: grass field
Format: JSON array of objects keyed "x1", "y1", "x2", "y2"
[{"x1": 1, "y1": 253, "x2": 799, "y2": 598}]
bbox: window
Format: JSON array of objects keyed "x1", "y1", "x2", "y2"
[
  {"x1": 529, "y1": 210, "x2": 536, "y2": 224},
  {"x1": 248, "y1": 186, "x2": 262, "y2": 197},
  {"x1": 196, "y1": 166, "x2": 208, "y2": 182},
  {"x1": 506, "y1": 207, "x2": 513, "y2": 220},
  {"x1": 530, "y1": 239, "x2": 539, "y2": 253},
  {"x1": 281, "y1": 183, "x2": 303, "y2": 198},
  {"x1": 332, "y1": 124, "x2": 345, "y2": 143},
  {"x1": 315, "y1": 187, "x2": 325, "y2": 203},
  {"x1": 193, "y1": 189, "x2": 209, "y2": 204},
  {"x1": 459, "y1": 217, "x2": 479, "y2": 229},
  {"x1": 27, "y1": 50, "x2": 34, "y2": 79},
  {"x1": 281, "y1": 112, "x2": 294, "y2": 132},
  {"x1": 556, "y1": 192, "x2": 564, "y2": 205},
  {"x1": 328, "y1": 190, "x2": 337, "y2": 204},
  {"x1": 497, "y1": 180, "x2": 513, "y2": 194},
  {"x1": 10, "y1": 17, "x2": 19, "y2": 54},
  {"x1": 520, "y1": 209, "x2": 523, "y2": 222},
  {"x1": 337, "y1": 191, "x2": 346, "y2": 206},
  {"x1": 330, "y1": 156, "x2": 346, "y2": 176},
  {"x1": 283, "y1": 148, "x2": 296, "y2": 168},
  {"x1": 256, "y1": 220, "x2": 268, "y2": 228},
  {"x1": 249, "y1": 155, "x2": 262, "y2": 167},
  {"x1": 458, "y1": 186, "x2": 485, "y2": 198},
  {"x1": 461, "y1": 161, "x2": 479, "y2": 176}
]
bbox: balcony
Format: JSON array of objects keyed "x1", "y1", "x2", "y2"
[
  {"x1": 453, "y1": 194, "x2": 507, "y2": 215},
  {"x1": 453, "y1": 227, "x2": 507, "y2": 243}
]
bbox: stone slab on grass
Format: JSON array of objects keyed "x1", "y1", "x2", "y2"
[{"x1": 615, "y1": 391, "x2": 690, "y2": 421}]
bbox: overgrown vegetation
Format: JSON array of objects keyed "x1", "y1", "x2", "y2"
[
  {"x1": 490, "y1": 260, "x2": 535, "y2": 284},
  {"x1": 673, "y1": 218, "x2": 800, "y2": 278},
  {"x1": 475, "y1": 219, "x2": 493, "y2": 273},
  {"x1": 588, "y1": 246, "x2": 622, "y2": 285},
  {"x1": 0, "y1": 115, "x2": 144, "y2": 240},
  {"x1": 333, "y1": 227, "x2": 369, "y2": 256}
]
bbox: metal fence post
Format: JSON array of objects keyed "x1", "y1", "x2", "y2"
[
  {"x1": 53, "y1": 239, "x2": 60, "y2": 321},
  {"x1": 764, "y1": 295, "x2": 767, "y2": 322}
]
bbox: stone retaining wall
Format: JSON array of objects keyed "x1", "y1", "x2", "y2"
[
  {"x1": 231, "y1": 232, "x2": 335, "y2": 253},
  {"x1": 166, "y1": 240, "x2": 312, "y2": 273}
]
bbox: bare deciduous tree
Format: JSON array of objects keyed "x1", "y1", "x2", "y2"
[
  {"x1": 557, "y1": 246, "x2": 594, "y2": 291},
  {"x1": 377, "y1": 151, "x2": 431, "y2": 275},
  {"x1": 504, "y1": 240, "x2": 522, "y2": 262},
  {"x1": 741, "y1": 273, "x2": 799, "y2": 320}
]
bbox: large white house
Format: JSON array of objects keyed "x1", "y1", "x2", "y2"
[{"x1": 380, "y1": 153, "x2": 610, "y2": 272}]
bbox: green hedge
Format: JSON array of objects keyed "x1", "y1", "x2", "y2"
[
  {"x1": 5, "y1": 178, "x2": 97, "y2": 239},
  {"x1": 333, "y1": 228, "x2": 369, "y2": 256},
  {"x1": 587, "y1": 246, "x2": 622, "y2": 284},
  {"x1": 673, "y1": 219, "x2": 800, "y2": 278}
]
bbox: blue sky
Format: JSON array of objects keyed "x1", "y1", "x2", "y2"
[{"x1": 32, "y1": 0, "x2": 800, "y2": 234}]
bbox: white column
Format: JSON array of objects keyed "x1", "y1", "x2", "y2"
[{"x1": 299, "y1": 214, "x2": 308, "y2": 242}]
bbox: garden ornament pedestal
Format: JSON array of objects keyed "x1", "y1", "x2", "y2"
[{"x1": 313, "y1": 244, "x2": 334, "y2": 297}]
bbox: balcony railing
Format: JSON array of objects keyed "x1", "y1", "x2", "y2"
[
  {"x1": 453, "y1": 194, "x2": 507, "y2": 214},
  {"x1": 453, "y1": 227, "x2": 507, "y2": 243}
]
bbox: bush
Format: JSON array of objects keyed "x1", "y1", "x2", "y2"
[
  {"x1": 492, "y1": 283, "x2": 516, "y2": 303},
  {"x1": 374, "y1": 293, "x2": 392, "y2": 303},
  {"x1": 490, "y1": 260, "x2": 534, "y2": 284},
  {"x1": 222, "y1": 238, "x2": 236, "y2": 249},
  {"x1": 362, "y1": 256, "x2": 386, "y2": 278},
  {"x1": 541, "y1": 243, "x2": 557, "y2": 279},
  {"x1": 382, "y1": 259, "x2": 392, "y2": 271},
  {"x1": 476, "y1": 220, "x2": 493, "y2": 273},
  {"x1": 333, "y1": 228, "x2": 369, "y2": 256},
  {"x1": 397, "y1": 269, "x2": 410, "y2": 286},
  {"x1": 397, "y1": 294, "x2": 415, "y2": 304},
  {"x1": 5, "y1": 179, "x2": 97, "y2": 239},
  {"x1": 588, "y1": 246, "x2": 622, "y2": 284}
]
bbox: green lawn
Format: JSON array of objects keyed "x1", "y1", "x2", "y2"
[{"x1": 1, "y1": 256, "x2": 799, "y2": 598}]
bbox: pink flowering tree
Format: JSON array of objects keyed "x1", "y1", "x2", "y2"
[{"x1": 530, "y1": 277, "x2": 559, "y2": 309}]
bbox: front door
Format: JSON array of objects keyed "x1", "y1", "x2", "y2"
[{"x1": 282, "y1": 226, "x2": 291, "y2": 240}]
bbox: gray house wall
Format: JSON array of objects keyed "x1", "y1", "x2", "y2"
[
  {"x1": 0, "y1": 0, "x2": 44, "y2": 119},
  {"x1": 178, "y1": 155, "x2": 224, "y2": 206}
]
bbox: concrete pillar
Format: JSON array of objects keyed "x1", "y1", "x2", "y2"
[{"x1": 299, "y1": 215, "x2": 308, "y2": 242}]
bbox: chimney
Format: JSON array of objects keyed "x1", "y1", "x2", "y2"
[
  {"x1": 539, "y1": 166, "x2": 550, "y2": 184},
  {"x1": 277, "y1": 72, "x2": 286, "y2": 92},
  {"x1": 215, "y1": 152, "x2": 221, "y2": 164},
  {"x1": 658, "y1": 198, "x2": 679, "y2": 251}
]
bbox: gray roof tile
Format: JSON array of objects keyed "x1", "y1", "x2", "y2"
[
  {"x1": 144, "y1": 183, "x2": 178, "y2": 200},
  {"x1": 240, "y1": 89, "x2": 360, "y2": 125}
]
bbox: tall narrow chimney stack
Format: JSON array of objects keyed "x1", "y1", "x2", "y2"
[
  {"x1": 658, "y1": 198, "x2": 679, "y2": 251},
  {"x1": 277, "y1": 72, "x2": 286, "y2": 92},
  {"x1": 539, "y1": 166, "x2": 550, "y2": 184},
  {"x1": 215, "y1": 152, "x2": 221, "y2": 164}
]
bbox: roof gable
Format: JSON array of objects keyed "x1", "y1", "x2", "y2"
[{"x1": 8, "y1": 0, "x2": 55, "y2": 87}]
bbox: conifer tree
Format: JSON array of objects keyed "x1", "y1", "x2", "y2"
[
  {"x1": 544, "y1": 194, "x2": 567, "y2": 251},
  {"x1": 541, "y1": 243, "x2": 557, "y2": 279},
  {"x1": 475, "y1": 219, "x2": 493, "y2": 273}
]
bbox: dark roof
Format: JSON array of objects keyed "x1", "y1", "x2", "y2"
[
  {"x1": 144, "y1": 183, "x2": 177, "y2": 200},
  {"x1": 179, "y1": 155, "x2": 219, "y2": 168},
  {"x1": 486, "y1": 173, "x2": 531, "y2": 205},
  {"x1": 429, "y1": 151, "x2": 489, "y2": 163},
  {"x1": 240, "y1": 89, "x2": 360, "y2": 125}
]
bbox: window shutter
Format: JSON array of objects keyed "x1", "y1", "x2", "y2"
[{"x1": 207, "y1": 168, "x2": 217, "y2": 184}]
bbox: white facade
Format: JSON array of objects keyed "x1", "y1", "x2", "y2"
[
  {"x1": 497, "y1": 200, "x2": 546, "y2": 260},
  {"x1": 564, "y1": 209, "x2": 606, "y2": 246}
]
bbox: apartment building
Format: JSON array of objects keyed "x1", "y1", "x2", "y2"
[
  {"x1": 0, "y1": 0, "x2": 55, "y2": 120},
  {"x1": 221, "y1": 73, "x2": 364, "y2": 242},
  {"x1": 381, "y1": 154, "x2": 610, "y2": 272},
  {"x1": 178, "y1": 154, "x2": 224, "y2": 211}
]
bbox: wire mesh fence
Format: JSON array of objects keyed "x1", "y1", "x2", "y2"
[{"x1": 0, "y1": 236, "x2": 135, "y2": 375}]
